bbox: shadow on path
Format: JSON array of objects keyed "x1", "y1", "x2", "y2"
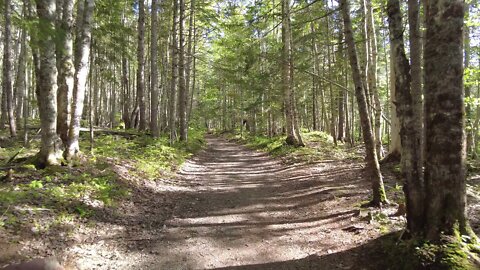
[{"x1": 131, "y1": 136, "x2": 382, "y2": 269}]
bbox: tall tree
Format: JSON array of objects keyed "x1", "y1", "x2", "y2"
[
  {"x1": 340, "y1": 0, "x2": 387, "y2": 206},
  {"x1": 185, "y1": 0, "x2": 196, "y2": 126},
  {"x1": 15, "y1": 1, "x2": 28, "y2": 127},
  {"x1": 408, "y1": 0, "x2": 423, "y2": 169},
  {"x1": 169, "y1": 0, "x2": 179, "y2": 144},
  {"x1": 150, "y1": 0, "x2": 160, "y2": 137},
  {"x1": 282, "y1": 0, "x2": 303, "y2": 146},
  {"x1": 178, "y1": 0, "x2": 188, "y2": 141},
  {"x1": 464, "y1": 3, "x2": 473, "y2": 155},
  {"x1": 3, "y1": 0, "x2": 17, "y2": 137},
  {"x1": 137, "y1": 0, "x2": 146, "y2": 131},
  {"x1": 387, "y1": 0, "x2": 423, "y2": 236},
  {"x1": 365, "y1": 0, "x2": 382, "y2": 158},
  {"x1": 423, "y1": 0, "x2": 469, "y2": 240},
  {"x1": 66, "y1": 0, "x2": 94, "y2": 160},
  {"x1": 35, "y1": 0, "x2": 62, "y2": 166},
  {"x1": 57, "y1": 0, "x2": 75, "y2": 144}
]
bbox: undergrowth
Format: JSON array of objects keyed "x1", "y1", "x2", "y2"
[
  {"x1": 0, "y1": 128, "x2": 206, "y2": 231},
  {"x1": 378, "y1": 232, "x2": 480, "y2": 270},
  {"x1": 221, "y1": 130, "x2": 360, "y2": 163},
  {"x1": 90, "y1": 128, "x2": 205, "y2": 179}
]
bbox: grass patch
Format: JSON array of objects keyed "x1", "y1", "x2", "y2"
[
  {"x1": 0, "y1": 128, "x2": 206, "y2": 231},
  {"x1": 0, "y1": 164, "x2": 127, "y2": 228},
  {"x1": 89, "y1": 128, "x2": 205, "y2": 179},
  {"x1": 222, "y1": 130, "x2": 360, "y2": 163}
]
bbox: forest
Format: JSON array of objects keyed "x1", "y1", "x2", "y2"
[{"x1": 1, "y1": 0, "x2": 480, "y2": 269}]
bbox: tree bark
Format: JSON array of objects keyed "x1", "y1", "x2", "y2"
[
  {"x1": 387, "y1": 0, "x2": 424, "y2": 236},
  {"x1": 137, "y1": 0, "x2": 146, "y2": 131},
  {"x1": 121, "y1": 56, "x2": 131, "y2": 129},
  {"x1": 340, "y1": 0, "x2": 387, "y2": 206},
  {"x1": 185, "y1": 0, "x2": 195, "y2": 128},
  {"x1": 3, "y1": 0, "x2": 17, "y2": 137},
  {"x1": 150, "y1": 0, "x2": 160, "y2": 137},
  {"x1": 56, "y1": 0, "x2": 75, "y2": 145},
  {"x1": 408, "y1": 0, "x2": 423, "y2": 169},
  {"x1": 169, "y1": 0, "x2": 179, "y2": 144},
  {"x1": 178, "y1": 0, "x2": 187, "y2": 141},
  {"x1": 14, "y1": 2, "x2": 28, "y2": 127},
  {"x1": 385, "y1": 47, "x2": 401, "y2": 160},
  {"x1": 337, "y1": 29, "x2": 345, "y2": 141},
  {"x1": 282, "y1": 0, "x2": 303, "y2": 146},
  {"x1": 365, "y1": 0, "x2": 382, "y2": 158},
  {"x1": 35, "y1": 0, "x2": 62, "y2": 166},
  {"x1": 424, "y1": 0, "x2": 468, "y2": 241},
  {"x1": 464, "y1": 5, "x2": 473, "y2": 156},
  {"x1": 66, "y1": 0, "x2": 94, "y2": 160}
]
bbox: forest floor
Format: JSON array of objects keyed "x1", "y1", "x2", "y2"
[{"x1": 1, "y1": 134, "x2": 480, "y2": 269}]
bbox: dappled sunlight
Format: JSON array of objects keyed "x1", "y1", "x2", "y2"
[{"x1": 129, "y1": 137, "x2": 381, "y2": 269}]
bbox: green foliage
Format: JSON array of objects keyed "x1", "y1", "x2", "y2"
[
  {"x1": 91, "y1": 129, "x2": 205, "y2": 179},
  {"x1": 0, "y1": 128, "x2": 206, "y2": 232},
  {"x1": 379, "y1": 233, "x2": 480, "y2": 270},
  {"x1": 0, "y1": 169, "x2": 126, "y2": 227},
  {"x1": 225, "y1": 130, "x2": 360, "y2": 163}
]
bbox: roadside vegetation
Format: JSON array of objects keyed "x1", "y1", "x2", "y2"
[{"x1": 0, "y1": 128, "x2": 205, "y2": 236}]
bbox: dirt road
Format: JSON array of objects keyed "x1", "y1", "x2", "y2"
[
  {"x1": 68, "y1": 136, "x2": 386, "y2": 269},
  {"x1": 136, "y1": 137, "x2": 380, "y2": 269}
]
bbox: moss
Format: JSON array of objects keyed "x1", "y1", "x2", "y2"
[{"x1": 379, "y1": 232, "x2": 480, "y2": 270}]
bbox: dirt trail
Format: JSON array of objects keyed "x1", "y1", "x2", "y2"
[
  {"x1": 6, "y1": 136, "x2": 388, "y2": 270},
  {"x1": 133, "y1": 136, "x2": 382, "y2": 269}
]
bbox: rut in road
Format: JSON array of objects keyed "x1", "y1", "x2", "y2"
[{"x1": 138, "y1": 136, "x2": 378, "y2": 269}]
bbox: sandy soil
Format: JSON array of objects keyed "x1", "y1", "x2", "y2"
[{"x1": 2, "y1": 136, "x2": 408, "y2": 269}]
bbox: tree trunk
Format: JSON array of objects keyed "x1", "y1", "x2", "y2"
[
  {"x1": 365, "y1": 0, "x2": 382, "y2": 158},
  {"x1": 326, "y1": 11, "x2": 336, "y2": 145},
  {"x1": 424, "y1": 0, "x2": 469, "y2": 241},
  {"x1": 14, "y1": 2, "x2": 28, "y2": 127},
  {"x1": 66, "y1": 0, "x2": 94, "y2": 160},
  {"x1": 185, "y1": 0, "x2": 195, "y2": 127},
  {"x1": 337, "y1": 30, "x2": 345, "y2": 141},
  {"x1": 3, "y1": 0, "x2": 17, "y2": 137},
  {"x1": 35, "y1": 0, "x2": 62, "y2": 167},
  {"x1": 1, "y1": 91, "x2": 7, "y2": 130},
  {"x1": 387, "y1": 0, "x2": 424, "y2": 236},
  {"x1": 282, "y1": 0, "x2": 303, "y2": 146},
  {"x1": 150, "y1": 0, "x2": 160, "y2": 137},
  {"x1": 311, "y1": 23, "x2": 319, "y2": 131},
  {"x1": 89, "y1": 47, "x2": 94, "y2": 152},
  {"x1": 385, "y1": 47, "x2": 402, "y2": 161},
  {"x1": 464, "y1": 5, "x2": 473, "y2": 156},
  {"x1": 340, "y1": 0, "x2": 387, "y2": 206},
  {"x1": 110, "y1": 65, "x2": 116, "y2": 128},
  {"x1": 178, "y1": 0, "x2": 187, "y2": 141},
  {"x1": 169, "y1": 0, "x2": 179, "y2": 144},
  {"x1": 137, "y1": 0, "x2": 146, "y2": 131},
  {"x1": 121, "y1": 56, "x2": 131, "y2": 129},
  {"x1": 408, "y1": 0, "x2": 423, "y2": 169},
  {"x1": 56, "y1": 0, "x2": 75, "y2": 145}
]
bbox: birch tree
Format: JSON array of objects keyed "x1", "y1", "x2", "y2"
[{"x1": 66, "y1": 0, "x2": 94, "y2": 160}]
